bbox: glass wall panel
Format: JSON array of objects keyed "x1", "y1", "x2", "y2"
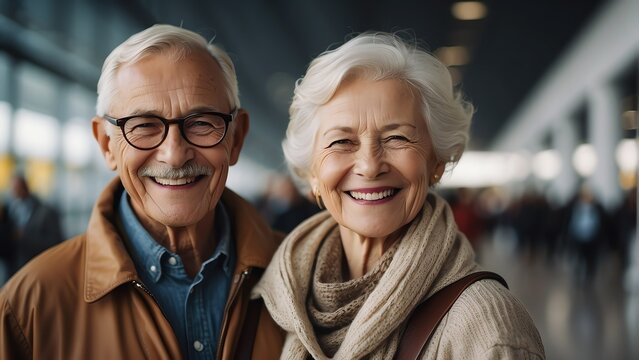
[{"x1": 17, "y1": 63, "x2": 58, "y2": 114}]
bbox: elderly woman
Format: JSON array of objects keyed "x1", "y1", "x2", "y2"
[{"x1": 253, "y1": 33, "x2": 544, "y2": 359}]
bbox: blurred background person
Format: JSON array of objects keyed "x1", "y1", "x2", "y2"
[
  {"x1": 271, "y1": 175, "x2": 320, "y2": 233},
  {"x1": 616, "y1": 187, "x2": 638, "y2": 292},
  {"x1": 509, "y1": 190, "x2": 553, "y2": 261},
  {"x1": 0, "y1": 200, "x2": 14, "y2": 283},
  {"x1": 448, "y1": 187, "x2": 486, "y2": 249},
  {"x1": 255, "y1": 174, "x2": 320, "y2": 233},
  {"x1": 564, "y1": 185, "x2": 611, "y2": 285},
  {"x1": 4, "y1": 173, "x2": 63, "y2": 275}
]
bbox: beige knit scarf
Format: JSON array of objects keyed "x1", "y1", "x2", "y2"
[
  {"x1": 253, "y1": 193, "x2": 478, "y2": 360},
  {"x1": 309, "y1": 229, "x2": 400, "y2": 356}
]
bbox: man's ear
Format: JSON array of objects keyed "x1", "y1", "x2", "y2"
[
  {"x1": 228, "y1": 109, "x2": 249, "y2": 165},
  {"x1": 92, "y1": 117, "x2": 117, "y2": 170}
]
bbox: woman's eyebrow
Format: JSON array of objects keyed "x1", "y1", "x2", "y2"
[
  {"x1": 380, "y1": 123, "x2": 417, "y2": 131},
  {"x1": 322, "y1": 126, "x2": 354, "y2": 136}
]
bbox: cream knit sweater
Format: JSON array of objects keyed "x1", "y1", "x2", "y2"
[{"x1": 253, "y1": 193, "x2": 545, "y2": 359}]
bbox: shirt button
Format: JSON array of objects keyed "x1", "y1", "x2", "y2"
[
  {"x1": 168, "y1": 257, "x2": 177, "y2": 265},
  {"x1": 193, "y1": 340, "x2": 204, "y2": 352},
  {"x1": 150, "y1": 265, "x2": 157, "y2": 273}
]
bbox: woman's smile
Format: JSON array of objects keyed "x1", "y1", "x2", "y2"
[{"x1": 345, "y1": 187, "x2": 399, "y2": 202}]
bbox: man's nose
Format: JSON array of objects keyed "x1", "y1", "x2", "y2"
[{"x1": 156, "y1": 124, "x2": 194, "y2": 167}]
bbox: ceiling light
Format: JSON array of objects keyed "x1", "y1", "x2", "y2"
[
  {"x1": 621, "y1": 110, "x2": 637, "y2": 130},
  {"x1": 63, "y1": 118, "x2": 93, "y2": 168},
  {"x1": 14, "y1": 108, "x2": 59, "y2": 160},
  {"x1": 616, "y1": 139, "x2": 638, "y2": 173},
  {"x1": 452, "y1": 1, "x2": 488, "y2": 21},
  {"x1": 532, "y1": 150, "x2": 562, "y2": 180},
  {"x1": 440, "y1": 151, "x2": 530, "y2": 187},
  {"x1": 435, "y1": 46, "x2": 470, "y2": 66},
  {"x1": 572, "y1": 144, "x2": 597, "y2": 177}
]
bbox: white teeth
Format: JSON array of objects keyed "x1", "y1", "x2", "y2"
[
  {"x1": 154, "y1": 177, "x2": 196, "y2": 186},
  {"x1": 349, "y1": 189, "x2": 395, "y2": 200}
]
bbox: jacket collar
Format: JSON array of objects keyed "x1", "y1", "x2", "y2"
[
  {"x1": 220, "y1": 188, "x2": 282, "y2": 272},
  {"x1": 84, "y1": 178, "x2": 137, "y2": 302},
  {"x1": 84, "y1": 177, "x2": 282, "y2": 302}
]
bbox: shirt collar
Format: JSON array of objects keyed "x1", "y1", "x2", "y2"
[
  {"x1": 118, "y1": 190, "x2": 234, "y2": 282},
  {"x1": 118, "y1": 191, "x2": 166, "y2": 282},
  {"x1": 211, "y1": 196, "x2": 234, "y2": 274}
]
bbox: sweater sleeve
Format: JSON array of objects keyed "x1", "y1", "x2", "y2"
[
  {"x1": 481, "y1": 345, "x2": 545, "y2": 359},
  {"x1": 420, "y1": 279, "x2": 546, "y2": 360}
]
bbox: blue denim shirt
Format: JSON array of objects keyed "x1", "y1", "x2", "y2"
[{"x1": 118, "y1": 190, "x2": 235, "y2": 359}]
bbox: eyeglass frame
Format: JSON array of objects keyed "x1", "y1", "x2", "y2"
[{"x1": 102, "y1": 108, "x2": 238, "y2": 150}]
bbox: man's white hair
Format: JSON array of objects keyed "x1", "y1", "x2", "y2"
[{"x1": 96, "y1": 24, "x2": 240, "y2": 122}]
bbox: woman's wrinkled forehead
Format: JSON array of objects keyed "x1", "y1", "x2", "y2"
[{"x1": 317, "y1": 78, "x2": 421, "y2": 124}]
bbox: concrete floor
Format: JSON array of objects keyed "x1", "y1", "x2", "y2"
[{"x1": 477, "y1": 230, "x2": 639, "y2": 360}]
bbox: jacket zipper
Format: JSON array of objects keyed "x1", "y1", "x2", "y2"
[
  {"x1": 131, "y1": 280, "x2": 186, "y2": 355},
  {"x1": 132, "y1": 280, "x2": 155, "y2": 299},
  {"x1": 131, "y1": 280, "x2": 174, "y2": 333},
  {"x1": 216, "y1": 267, "x2": 252, "y2": 360}
]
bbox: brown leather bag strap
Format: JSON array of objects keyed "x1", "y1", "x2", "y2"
[
  {"x1": 395, "y1": 271, "x2": 508, "y2": 360},
  {"x1": 236, "y1": 298, "x2": 263, "y2": 360}
]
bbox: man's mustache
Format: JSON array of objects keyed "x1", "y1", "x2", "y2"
[{"x1": 138, "y1": 161, "x2": 212, "y2": 179}]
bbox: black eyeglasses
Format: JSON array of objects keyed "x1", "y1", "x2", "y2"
[{"x1": 103, "y1": 109, "x2": 237, "y2": 150}]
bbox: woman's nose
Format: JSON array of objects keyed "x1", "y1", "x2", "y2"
[{"x1": 353, "y1": 143, "x2": 389, "y2": 179}]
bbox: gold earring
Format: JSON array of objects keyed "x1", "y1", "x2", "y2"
[{"x1": 314, "y1": 189, "x2": 324, "y2": 209}]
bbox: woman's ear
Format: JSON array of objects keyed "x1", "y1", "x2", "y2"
[
  {"x1": 92, "y1": 117, "x2": 117, "y2": 170},
  {"x1": 434, "y1": 161, "x2": 446, "y2": 179},
  {"x1": 430, "y1": 161, "x2": 446, "y2": 186},
  {"x1": 308, "y1": 176, "x2": 324, "y2": 209},
  {"x1": 308, "y1": 176, "x2": 318, "y2": 195}
]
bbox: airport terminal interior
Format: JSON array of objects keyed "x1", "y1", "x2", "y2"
[{"x1": 0, "y1": 0, "x2": 637, "y2": 358}]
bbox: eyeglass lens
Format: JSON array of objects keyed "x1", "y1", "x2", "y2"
[{"x1": 123, "y1": 114, "x2": 227, "y2": 149}]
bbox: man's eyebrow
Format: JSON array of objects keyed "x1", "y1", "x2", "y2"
[
  {"x1": 119, "y1": 106, "x2": 226, "y2": 117},
  {"x1": 122, "y1": 108, "x2": 161, "y2": 117},
  {"x1": 188, "y1": 106, "x2": 225, "y2": 113}
]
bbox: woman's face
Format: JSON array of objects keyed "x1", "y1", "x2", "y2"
[{"x1": 309, "y1": 78, "x2": 443, "y2": 239}]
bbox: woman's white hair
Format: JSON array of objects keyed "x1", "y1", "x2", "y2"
[
  {"x1": 283, "y1": 32, "x2": 474, "y2": 194},
  {"x1": 96, "y1": 24, "x2": 240, "y2": 118}
]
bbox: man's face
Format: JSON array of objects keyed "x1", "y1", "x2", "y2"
[
  {"x1": 11, "y1": 177, "x2": 29, "y2": 199},
  {"x1": 93, "y1": 50, "x2": 247, "y2": 227}
]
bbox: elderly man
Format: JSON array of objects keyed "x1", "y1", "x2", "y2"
[{"x1": 0, "y1": 25, "x2": 283, "y2": 359}]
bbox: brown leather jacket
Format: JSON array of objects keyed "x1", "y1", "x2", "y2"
[{"x1": 0, "y1": 178, "x2": 284, "y2": 359}]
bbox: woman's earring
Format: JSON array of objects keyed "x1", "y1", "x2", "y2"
[
  {"x1": 432, "y1": 173, "x2": 440, "y2": 185},
  {"x1": 314, "y1": 189, "x2": 324, "y2": 209}
]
